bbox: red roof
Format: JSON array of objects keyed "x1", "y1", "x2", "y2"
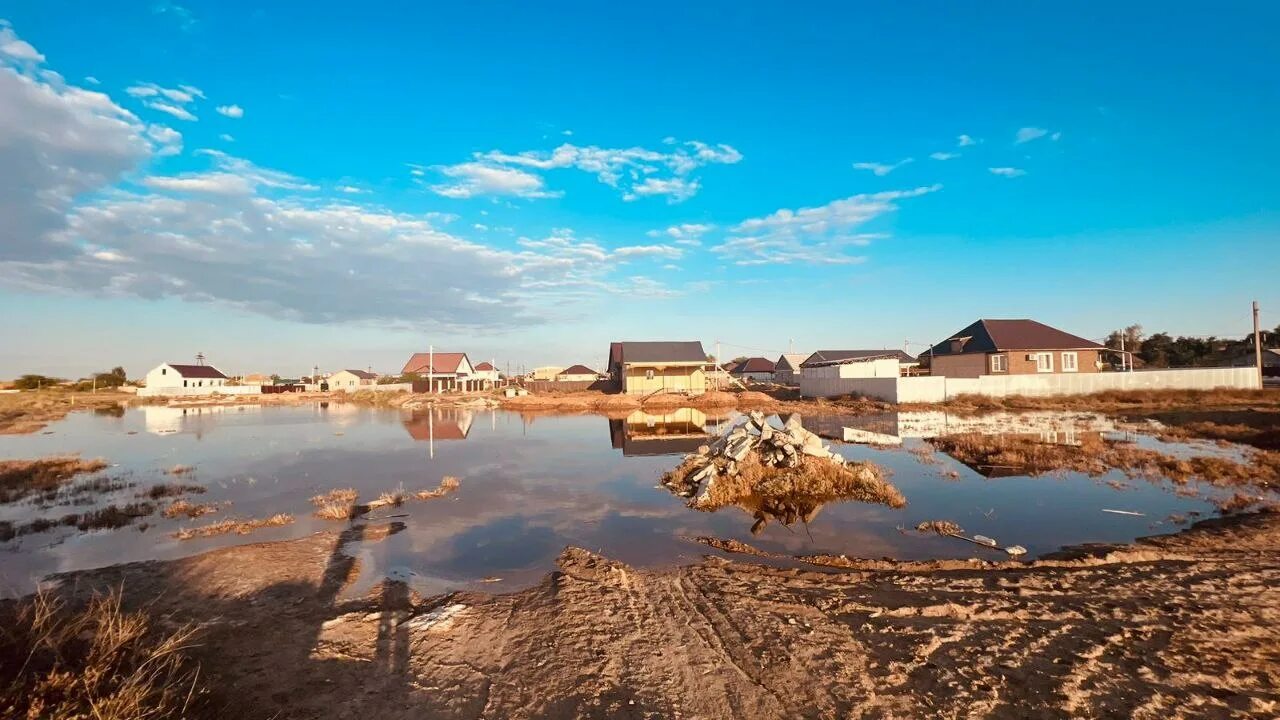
[
  {"x1": 474, "y1": 361, "x2": 496, "y2": 371},
  {"x1": 402, "y1": 352, "x2": 469, "y2": 375},
  {"x1": 730, "y1": 357, "x2": 775, "y2": 374},
  {"x1": 167, "y1": 363, "x2": 227, "y2": 379}
]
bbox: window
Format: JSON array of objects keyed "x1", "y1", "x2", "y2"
[
  {"x1": 989, "y1": 354, "x2": 1007, "y2": 373},
  {"x1": 645, "y1": 369, "x2": 655, "y2": 380},
  {"x1": 1062, "y1": 352, "x2": 1078, "y2": 373},
  {"x1": 183, "y1": 380, "x2": 188, "y2": 387},
  {"x1": 161, "y1": 368, "x2": 167, "y2": 375},
  {"x1": 1035, "y1": 352, "x2": 1054, "y2": 373}
]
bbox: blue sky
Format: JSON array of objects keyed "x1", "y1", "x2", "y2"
[{"x1": 1, "y1": 2, "x2": 1277, "y2": 378}]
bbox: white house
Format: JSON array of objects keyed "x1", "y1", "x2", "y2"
[
  {"x1": 773, "y1": 353, "x2": 807, "y2": 385},
  {"x1": 557, "y1": 364, "x2": 601, "y2": 382},
  {"x1": 144, "y1": 363, "x2": 230, "y2": 391},
  {"x1": 472, "y1": 362, "x2": 502, "y2": 385},
  {"x1": 328, "y1": 369, "x2": 378, "y2": 389}
]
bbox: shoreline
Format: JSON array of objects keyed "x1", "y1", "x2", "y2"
[{"x1": 21, "y1": 509, "x2": 1280, "y2": 718}]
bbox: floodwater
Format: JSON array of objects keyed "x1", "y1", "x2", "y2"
[{"x1": 0, "y1": 402, "x2": 1271, "y2": 598}]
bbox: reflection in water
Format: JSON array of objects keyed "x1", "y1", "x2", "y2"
[
  {"x1": 804, "y1": 410, "x2": 1120, "y2": 446},
  {"x1": 0, "y1": 403, "x2": 1267, "y2": 598},
  {"x1": 608, "y1": 408, "x2": 729, "y2": 456}
]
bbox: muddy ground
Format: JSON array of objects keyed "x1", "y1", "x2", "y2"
[{"x1": 38, "y1": 511, "x2": 1280, "y2": 719}]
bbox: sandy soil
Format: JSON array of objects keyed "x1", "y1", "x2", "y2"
[{"x1": 40, "y1": 511, "x2": 1280, "y2": 719}]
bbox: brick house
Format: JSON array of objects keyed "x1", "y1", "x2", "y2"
[{"x1": 924, "y1": 319, "x2": 1105, "y2": 378}]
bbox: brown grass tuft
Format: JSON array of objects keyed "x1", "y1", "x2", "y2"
[
  {"x1": 310, "y1": 488, "x2": 358, "y2": 520},
  {"x1": 416, "y1": 475, "x2": 461, "y2": 500},
  {"x1": 165, "y1": 464, "x2": 195, "y2": 476},
  {"x1": 0, "y1": 589, "x2": 210, "y2": 718},
  {"x1": 146, "y1": 483, "x2": 206, "y2": 499},
  {"x1": 916, "y1": 520, "x2": 964, "y2": 536},
  {"x1": 0, "y1": 455, "x2": 109, "y2": 503},
  {"x1": 173, "y1": 513, "x2": 293, "y2": 540},
  {"x1": 162, "y1": 499, "x2": 219, "y2": 519}
]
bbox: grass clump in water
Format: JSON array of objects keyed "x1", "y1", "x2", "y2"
[
  {"x1": 173, "y1": 513, "x2": 293, "y2": 540},
  {"x1": 310, "y1": 488, "x2": 359, "y2": 520},
  {"x1": 161, "y1": 499, "x2": 219, "y2": 519},
  {"x1": 416, "y1": 475, "x2": 461, "y2": 500},
  {"x1": 0, "y1": 456, "x2": 109, "y2": 503}
]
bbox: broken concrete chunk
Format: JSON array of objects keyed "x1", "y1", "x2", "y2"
[{"x1": 973, "y1": 535, "x2": 998, "y2": 547}]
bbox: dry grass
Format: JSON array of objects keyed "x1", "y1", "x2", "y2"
[
  {"x1": 0, "y1": 389, "x2": 135, "y2": 435},
  {"x1": 0, "y1": 589, "x2": 210, "y2": 719},
  {"x1": 905, "y1": 388, "x2": 1280, "y2": 415},
  {"x1": 930, "y1": 432, "x2": 1280, "y2": 488},
  {"x1": 0, "y1": 503, "x2": 156, "y2": 541},
  {"x1": 310, "y1": 488, "x2": 358, "y2": 520},
  {"x1": 164, "y1": 464, "x2": 195, "y2": 476},
  {"x1": 173, "y1": 513, "x2": 293, "y2": 540},
  {"x1": 145, "y1": 483, "x2": 206, "y2": 499},
  {"x1": 416, "y1": 475, "x2": 461, "y2": 500},
  {"x1": 916, "y1": 520, "x2": 964, "y2": 535},
  {"x1": 669, "y1": 454, "x2": 904, "y2": 535},
  {"x1": 365, "y1": 489, "x2": 407, "y2": 511},
  {"x1": 0, "y1": 456, "x2": 109, "y2": 503},
  {"x1": 161, "y1": 499, "x2": 219, "y2": 519}
]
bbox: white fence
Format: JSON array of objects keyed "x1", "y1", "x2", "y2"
[
  {"x1": 137, "y1": 385, "x2": 264, "y2": 398},
  {"x1": 800, "y1": 367, "x2": 1261, "y2": 403}
]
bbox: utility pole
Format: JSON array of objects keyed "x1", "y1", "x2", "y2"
[
  {"x1": 1254, "y1": 300, "x2": 1263, "y2": 388},
  {"x1": 1119, "y1": 334, "x2": 1127, "y2": 372}
]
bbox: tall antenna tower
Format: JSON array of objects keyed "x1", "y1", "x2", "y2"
[{"x1": 195, "y1": 352, "x2": 206, "y2": 366}]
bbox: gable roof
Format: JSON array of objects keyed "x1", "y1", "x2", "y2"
[
  {"x1": 926, "y1": 319, "x2": 1103, "y2": 357},
  {"x1": 402, "y1": 352, "x2": 470, "y2": 375},
  {"x1": 560, "y1": 364, "x2": 598, "y2": 376},
  {"x1": 615, "y1": 341, "x2": 707, "y2": 365},
  {"x1": 730, "y1": 357, "x2": 775, "y2": 374},
  {"x1": 336, "y1": 369, "x2": 377, "y2": 380},
  {"x1": 800, "y1": 349, "x2": 915, "y2": 368},
  {"x1": 166, "y1": 363, "x2": 227, "y2": 379},
  {"x1": 474, "y1": 361, "x2": 496, "y2": 371},
  {"x1": 774, "y1": 353, "x2": 806, "y2": 371}
]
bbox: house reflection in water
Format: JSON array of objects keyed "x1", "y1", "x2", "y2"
[
  {"x1": 402, "y1": 408, "x2": 475, "y2": 443},
  {"x1": 142, "y1": 404, "x2": 263, "y2": 438},
  {"x1": 609, "y1": 408, "x2": 730, "y2": 457}
]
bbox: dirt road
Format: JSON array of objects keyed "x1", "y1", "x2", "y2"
[{"x1": 43, "y1": 511, "x2": 1280, "y2": 719}]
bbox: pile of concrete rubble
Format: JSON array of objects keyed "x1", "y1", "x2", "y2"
[{"x1": 661, "y1": 412, "x2": 905, "y2": 534}]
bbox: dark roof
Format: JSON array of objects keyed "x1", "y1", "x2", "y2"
[
  {"x1": 167, "y1": 363, "x2": 227, "y2": 379},
  {"x1": 730, "y1": 357, "x2": 775, "y2": 374},
  {"x1": 926, "y1": 319, "x2": 1104, "y2": 357},
  {"x1": 614, "y1": 341, "x2": 707, "y2": 365},
  {"x1": 800, "y1": 349, "x2": 915, "y2": 368},
  {"x1": 339, "y1": 369, "x2": 377, "y2": 380},
  {"x1": 559, "y1": 364, "x2": 598, "y2": 376}
]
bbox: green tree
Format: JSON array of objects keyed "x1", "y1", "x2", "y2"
[{"x1": 13, "y1": 374, "x2": 64, "y2": 390}]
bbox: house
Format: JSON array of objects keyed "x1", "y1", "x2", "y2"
[
  {"x1": 239, "y1": 373, "x2": 272, "y2": 386},
  {"x1": 401, "y1": 352, "x2": 481, "y2": 392},
  {"x1": 773, "y1": 353, "x2": 807, "y2": 385},
  {"x1": 144, "y1": 362, "x2": 229, "y2": 391},
  {"x1": 607, "y1": 341, "x2": 709, "y2": 395},
  {"x1": 729, "y1": 357, "x2": 776, "y2": 383},
  {"x1": 529, "y1": 366, "x2": 565, "y2": 381},
  {"x1": 328, "y1": 369, "x2": 378, "y2": 390},
  {"x1": 472, "y1": 361, "x2": 502, "y2": 385},
  {"x1": 923, "y1": 319, "x2": 1104, "y2": 378},
  {"x1": 557, "y1": 364, "x2": 601, "y2": 382},
  {"x1": 801, "y1": 349, "x2": 918, "y2": 378}
]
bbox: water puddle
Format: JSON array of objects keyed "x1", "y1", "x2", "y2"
[{"x1": 1, "y1": 403, "x2": 1274, "y2": 597}]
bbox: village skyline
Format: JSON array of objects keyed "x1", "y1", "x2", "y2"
[{"x1": 2, "y1": 3, "x2": 1278, "y2": 378}]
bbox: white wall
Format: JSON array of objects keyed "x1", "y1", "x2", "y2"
[
  {"x1": 137, "y1": 385, "x2": 261, "y2": 397},
  {"x1": 801, "y1": 367, "x2": 1260, "y2": 402}
]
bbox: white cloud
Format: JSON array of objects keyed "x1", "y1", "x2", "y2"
[
  {"x1": 0, "y1": 26, "x2": 152, "y2": 261},
  {"x1": 1015, "y1": 127, "x2": 1048, "y2": 144},
  {"x1": 144, "y1": 173, "x2": 253, "y2": 194},
  {"x1": 91, "y1": 249, "x2": 128, "y2": 262},
  {"x1": 621, "y1": 177, "x2": 699, "y2": 203},
  {"x1": 336, "y1": 185, "x2": 365, "y2": 194},
  {"x1": 613, "y1": 244, "x2": 683, "y2": 260},
  {"x1": 219, "y1": 133, "x2": 234, "y2": 142},
  {"x1": 957, "y1": 134, "x2": 978, "y2": 147},
  {"x1": 929, "y1": 151, "x2": 959, "y2": 161},
  {"x1": 852, "y1": 158, "x2": 913, "y2": 176},
  {"x1": 145, "y1": 100, "x2": 196, "y2": 121},
  {"x1": 0, "y1": 22, "x2": 44, "y2": 62},
  {"x1": 216, "y1": 104, "x2": 243, "y2": 119},
  {"x1": 988, "y1": 167, "x2": 1026, "y2": 177},
  {"x1": 153, "y1": 1, "x2": 196, "y2": 32},
  {"x1": 84, "y1": 75, "x2": 100, "y2": 85},
  {"x1": 711, "y1": 185, "x2": 939, "y2": 266},
  {"x1": 648, "y1": 222, "x2": 714, "y2": 246},
  {"x1": 429, "y1": 162, "x2": 560, "y2": 199},
  {"x1": 145, "y1": 124, "x2": 183, "y2": 156},
  {"x1": 435, "y1": 139, "x2": 741, "y2": 201}
]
